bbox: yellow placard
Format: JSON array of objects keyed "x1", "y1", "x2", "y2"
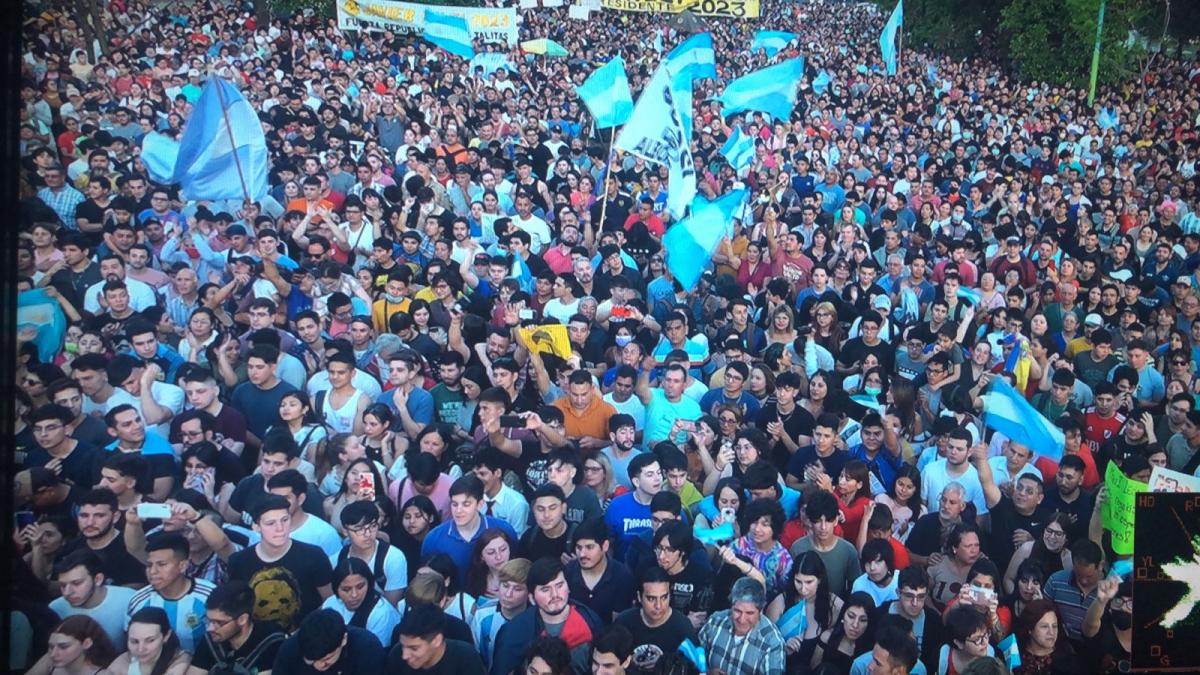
[
  {"x1": 600, "y1": 0, "x2": 760, "y2": 19},
  {"x1": 518, "y1": 324, "x2": 573, "y2": 359}
]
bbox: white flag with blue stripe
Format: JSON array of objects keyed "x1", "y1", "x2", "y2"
[
  {"x1": 615, "y1": 61, "x2": 696, "y2": 221},
  {"x1": 575, "y1": 57, "x2": 634, "y2": 129},
  {"x1": 720, "y1": 127, "x2": 755, "y2": 175},
  {"x1": 424, "y1": 10, "x2": 475, "y2": 59},
  {"x1": 752, "y1": 31, "x2": 796, "y2": 59},
  {"x1": 141, "y1": 77, "x2": 268, "y2": 201},
  {"x1": 879, "y1": 0, "x2": 903, "y2": 76},
  {"x1": 667, "y1": 32, "x2": 717, "y2": 83},
  {"x1": 663, "y1": 188, "x2": 749, "y2": 290},
  {"x1": 981, "y1": 378, "x2": 1064, "y2": 462},
  {"x1": 715, "y1": 58, "x2": 805, "y2": 122},
  {"x1": 812, "y1": 69, "x2": 832, "y2": 95}
]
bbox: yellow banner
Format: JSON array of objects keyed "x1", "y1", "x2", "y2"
[
  {"x1": 518, "y1": 324, "x2": 573, "y2": 359},
  {"x1": 601, "y1": 0, "x2": 760, "y2": 19}
]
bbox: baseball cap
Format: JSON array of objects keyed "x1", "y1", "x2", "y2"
[
  {"x1": 1005, "y1": 235, "x2": 1021, "y2": 244},
  {"x1": 1175, "y1": 276, "x2": 1192, "y2": 286},
  {"x1": 226, "y1": 224, "x2": 248, "y2": 237},
  {"x1": 1084, "y1": 313, "x2": 1103, "y2": 327}
]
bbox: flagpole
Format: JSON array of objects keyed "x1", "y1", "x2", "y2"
[
  {"x1": 597, "y1": 126, "x2": 617, "y2": 233},
  {"x1": 210, "y1": 77, "x2": 251, "y2": 205}
]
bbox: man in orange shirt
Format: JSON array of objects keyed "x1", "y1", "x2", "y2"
[
  {"x1": 286, "y1": 176, "x2": 335, "y2": 225},
  {"x1": 551, "y1": 370, "x2": 616, "y2": 452}
]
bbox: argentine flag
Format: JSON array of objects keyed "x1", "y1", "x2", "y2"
[
  {"x1": 812, "y1": 69, "x2": 833, "y2": 95},
  {"x1": 981, "y1": 378, "x2": 1064, "y2": 462},
  {"x1": 752, "y1": 31, "x2": 796, "y2": 59},
  {"x1": 667, "y1": 32, "x2": 717, "y2": 83},
  {"x1": 424, "y1": 10, "x2": 475, "y2": 59},
  {"x1": 879, "y1": 0, "x2": 903, "y2": 76},
  {"x1": 575, "y1": 57, "x2": 634, "y2": 129},
  {"x1": 720, "y1": 127, "x2": 756, "y2": 175},
  {"x1": 715, "y1": 58, "x2": 805, "y2": 122},
  {"x1": 141, "y1": 77, "x2": 269, "y2": 201},
  {"x1": 662, "y1": 188, "x2": 748, "y2": 290}
]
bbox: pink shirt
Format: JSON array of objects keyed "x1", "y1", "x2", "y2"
[{"x1": 389, "y1": 473, "x2": 454, "y2": 520}]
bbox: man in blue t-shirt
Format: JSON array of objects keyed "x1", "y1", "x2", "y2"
[{"x1": 604, "y1": 453, "x2": 662, "y2": 561}]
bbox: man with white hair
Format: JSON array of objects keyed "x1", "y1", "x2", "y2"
[{"x1": 697, "y1": 578, "x2": 784, "y2": 674}]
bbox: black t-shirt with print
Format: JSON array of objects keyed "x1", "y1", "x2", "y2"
[{"x1": 228, "y1": 541, "x2": 333, "y2": 631}]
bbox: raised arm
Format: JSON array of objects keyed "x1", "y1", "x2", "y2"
[{"x1": 971, "y1": 442, "x2": 1003, "y2": 510}]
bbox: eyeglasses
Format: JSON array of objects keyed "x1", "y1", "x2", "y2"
[
  {"x1": 346, "y1": 522, "x2": 379, "y2": 535},
  {"x1": 584, "y1": 465, "x2": 604, "y2": 473},
  {"x1": 899, "y1": 591, "x2": 927, "y2": 602},
  {"x1": 653, "y1": 546, "x2": 678, "y2": 556},
  {"x1": 966, "y1": 633, "x2": 989, "y2": 646},
  {"x1": 1044, "y1": 528, "x2": 1066, "y2": 538}
]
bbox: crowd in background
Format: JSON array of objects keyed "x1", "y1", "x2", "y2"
[{"x1": 12, "y1": 0, "x2": 1200, "y2": 673}]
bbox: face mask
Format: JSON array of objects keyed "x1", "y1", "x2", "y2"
[
  {"x1": 615, "y1": 335, "x2": 633, "y2": 347},
  {"x1": 864, "y1": 387, "x2": 882, "y2": 397},
  {"x1": 952, "y1": 213, "x2": 964, "y2": 223},
  {"x1": 384, "y1": 293, "x2": 405, "y2": 304}
]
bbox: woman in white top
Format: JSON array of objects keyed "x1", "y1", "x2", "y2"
[
  {"x1": 272, "y1": 390, "x2": 328, "y2": 465},
  {"x1": 322, "y1": 558, "x2": 402, "y2": 648}
]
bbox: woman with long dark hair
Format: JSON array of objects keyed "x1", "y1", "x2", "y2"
[
  {"x1": 322, "y1": 557, "x2": 401, "y2": 648},
  {"x1": 811, "y1": 591, "x2": 875, "y2": 673},
  {"x1": 765, "y1": 551, "x2": 844, "y2": 672},
  {"x1": 107, "y1": 607, "x2": 190, "y2": 675},
  {"x1": 387, "y1": 495, "x2": 440, "y2": 583}
]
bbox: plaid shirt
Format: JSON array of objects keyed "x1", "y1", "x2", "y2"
[
  {"x1": 698, "y1": 609, "x2": 786, "y2": 675},
  {"x1": 37, "y1": 185, "x2": 86, "y2": 229}
]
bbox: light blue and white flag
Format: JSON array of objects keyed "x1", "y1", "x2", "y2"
[
  {"x1": 752, "y1": 31, "x2": 796, "y2": 59},
  {"x1": 615, "y1": 61, "x2": 696, "y2": 220},
  {"x1": 1098, "y1": 106, "x2": 1120, "y2": 130},
  {"x1": 926, "y1": 62, "x2": 939, "y2": 83},
  {"x1": 576, "y1": 57, "x2": 634, "y2": 129},
  {"x1": 141, "y1": 77, "x2": 269, "y2": 201},
  {"x1": 423, "y1": 10, "x2": 475, "y2": 59},
  {"x1": 879, "y1": 0, "x2": 903, "y2": 76},
  {"x1": 662, "y1": 188, "x2": 749, "y2": 290},
  {"x1": 981, "y1": 378, "x2": 1065, "y2": 462},
  {"x1": 667, "y1": 32, "x2": 717, "y2": 83},
  {"x1": 715, "y1": 58, "x2": 805, "y2": 122},
  {"x1": 720, "y1": 127, "x2": 755, "y2": 175},
  {"x1": 812, "y1": 69, "x2": 832, "y2": 95},
  {"x1": 509, "y1": 253, "x2": 534, "y2": 294},
  {"x1": 471, "y1": 52, "x2": 512, "y2": 77}
]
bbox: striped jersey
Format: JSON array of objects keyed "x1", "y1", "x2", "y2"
[{"x1": 128, "y1": 578, "x2": 216, "y2": 653}]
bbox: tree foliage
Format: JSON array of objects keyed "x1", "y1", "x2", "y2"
[{"x1": 1001, "y1": 0, "x2": 1147, "y2": 86}]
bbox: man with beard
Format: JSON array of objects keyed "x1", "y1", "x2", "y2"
[
  {"x1": 189, "y1": 580, "x2": 285, "y2": 675},
  {"x1": 614, "y1": 567, "x2": 696, "y2": 674},
  {"x1": 490, "y1": 558, "x2": 604, "y2": 675},
  {"x1": 545, "y1": 221, "x2": 585, "y2": 275},
  {"x1": 431, "y1": 352, "x2": 466, "y2": 426},
  {"x1": 59, "y1": 488, "x2": 145, "y2": 586}
]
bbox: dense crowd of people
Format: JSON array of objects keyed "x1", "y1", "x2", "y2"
[{"x1": 13, "y1": 0, "x2": 1200, "y2": 673}]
